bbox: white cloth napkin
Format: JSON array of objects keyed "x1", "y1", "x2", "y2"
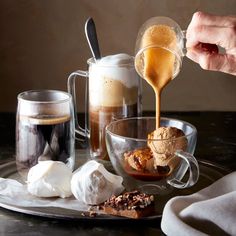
[
  {"x1": 161, "y1": 171, "x2": 236, "y2": 236},
  {"x1": 0, "y1": 178, "x2": 90, "y2": 212}
]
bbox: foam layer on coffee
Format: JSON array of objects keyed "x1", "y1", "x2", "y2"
[
  {"x1": 89, "y1": 54, "x2": 139, "y2": 107},
  {"x1": 19, "y1": 115, "x2": 71, "y2": 125}
]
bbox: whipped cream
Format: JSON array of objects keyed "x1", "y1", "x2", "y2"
[
  {"x1": 89, "y1": 53, "x2": 139, "y2": 107},
  {"x1": 71, "y1": 160, "x2": 124, "y2": 205},
  {"x1": 27, "y1": 161, "x2": 72, "y2": 198}
]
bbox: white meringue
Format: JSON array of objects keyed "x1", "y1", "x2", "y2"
[
  {"x1": 27, "y1": 161, "x2": 72, "y2": 198},
  {"x1": 71, "y1": 160, "x2": 124, "y2": 205}
]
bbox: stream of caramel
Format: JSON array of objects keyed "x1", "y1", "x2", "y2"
[{"x1": 141, "y1": 25, "x2": 177, "y2": 128}]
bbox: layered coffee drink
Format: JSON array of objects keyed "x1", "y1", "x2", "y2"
[{"x1": 88, "y1": 54, "x2": 141, "y2": 159}]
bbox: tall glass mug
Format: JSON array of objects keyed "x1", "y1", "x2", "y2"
[
  {"x1": 68, "y1": 54, "x2": 142, "y2": 160},
  {"x1": 16, "y1": 90, "x2": 75, "y2": 179},
  {"x1": 135, "y1": 16, "x2": 186, "y2": 79}
]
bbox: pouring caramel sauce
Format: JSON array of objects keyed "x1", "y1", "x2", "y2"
[
  {"x1": 123, "y1": 25, "x2": 181, "y2": 181},
  {"x1": 138, "y1": 25, "x2": 177, "y2": 128}
]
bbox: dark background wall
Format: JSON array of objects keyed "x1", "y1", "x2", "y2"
[{"x1": 0, "y1": 0, "x2": 236, "y2": 112}]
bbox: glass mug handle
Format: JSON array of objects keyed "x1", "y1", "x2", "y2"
[
  {"x1": 181, "y1": 30, "x2": 187, "y2": 56},
  {"x1": 167, "y1": 150, "x2": 199, "y2": 189},
  {"x1": 181, "y1": 29, "x2": 218, "y2": 57},
  {"x1": 67, "y1": 70, "x2": 89, "y2": 143}
]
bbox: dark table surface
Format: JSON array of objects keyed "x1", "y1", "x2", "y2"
[{"x1": 0, "y1": 112, "x2": 236, "y2": 236}]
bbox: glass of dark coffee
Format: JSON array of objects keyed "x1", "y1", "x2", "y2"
[{"x1": 16, "y1": 90, "x2": 75, "y2": 180}]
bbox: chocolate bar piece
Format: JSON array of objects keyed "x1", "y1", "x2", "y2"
[{"x1": 102, "y1": 190, "x2": 155, "y2": 219}]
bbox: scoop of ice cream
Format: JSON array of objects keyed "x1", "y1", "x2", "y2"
[
  {"x1": 27, "y1": 161, "x2": 72, "y2": 198},
  {"x1": 148, "y1": 127, "x2": 188, "y2": 168},
  {"x1": 71, "y1": 160, "x2": 124, "y2": 205}
]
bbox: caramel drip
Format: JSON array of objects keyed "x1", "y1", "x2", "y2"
[{"x1": 141, "y1": 25, "x2": 177, "y2": 129}]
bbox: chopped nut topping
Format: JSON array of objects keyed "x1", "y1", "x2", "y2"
[{"x1": 103, "y1": 190, "x2": 154, "y2": 211}]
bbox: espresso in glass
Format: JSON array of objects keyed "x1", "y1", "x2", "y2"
[{"x1": 16, "y1": 90, "x2": 75, "y2": 179}]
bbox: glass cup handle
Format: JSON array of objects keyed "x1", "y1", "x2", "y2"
[
  {"x1": 181, "y1": 29, "x2": 219, "y2": 57},
  {"x1": 167, "y1": 150, "x2": 199, "y2": 189},
  {"x1": 181, "y1": 30, "x2": 187, "y2": 56},
  {"x1": 67, "y1": 70, "x2": 89, "y2": 142}
]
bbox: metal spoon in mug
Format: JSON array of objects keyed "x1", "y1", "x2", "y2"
[{"x1": 85, "y1": 17, "x2": 101, "y2": 61}]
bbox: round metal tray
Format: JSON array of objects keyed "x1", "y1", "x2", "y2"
[{"x1": 0, "y1": 159, "x2": 230, "y2": 221}]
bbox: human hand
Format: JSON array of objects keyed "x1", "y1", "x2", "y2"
[{"x1": 186, "y1": 11, "x2": 236, "y2": 76}]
